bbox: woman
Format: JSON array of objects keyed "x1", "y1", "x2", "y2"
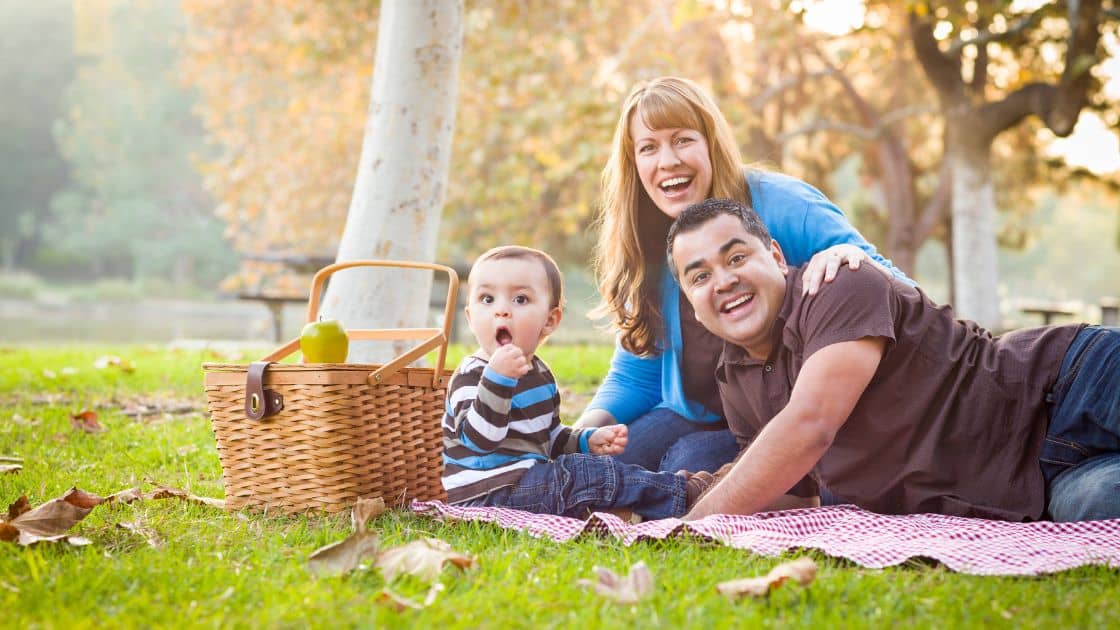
[{"x1": 574, "y1": 76, "x2": 910, "y2": 475}]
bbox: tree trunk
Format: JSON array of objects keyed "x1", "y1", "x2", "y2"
[
  {"x1": 946, "y1": 137, "x2": 1001, "y2": 329},
  {"x1": 322, "y1": 1, "x2": 464, "y2": 363}
]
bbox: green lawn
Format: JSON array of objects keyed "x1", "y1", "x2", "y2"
[{"x1": 1, "y1": 344, "x2": 1117, "y2": 629}]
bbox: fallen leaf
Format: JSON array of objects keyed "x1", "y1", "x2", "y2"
[
  {"x1": 307, "y1": 532, "x2": 380, "y2": 577},
  {"x1": 352, "y1": 497, "x2": 387, "y2": 530},
  {"x1": 2, "y1": 488, "x2": 104, "y2": 546},
  {"x1": 117, "y1": 520, "x2": 161, "y2": 548},
  {"x1": 60, "y1": 367, "x2": 78, "y2": 377},
  {"x1": 93, "y1": 355, "x2": 134, "y2": 372},
  {"x1": 0, "y1": 456, "x2": 23, "y2": 464},
  {"x1": 378, "y1": 583, "x2": 445, "y2": 611},
  {"x1": 305, "y1": 499, "x2": 385, "y2": 577},
  {"x1": 42, "y1": 369, "x2": 56, "y2": 379},
  {"x1": 17, "y1": 532, "x2": 93, "y2": 546},
  {"x1": 578, "y1": 561, "x2": 654, "y2": 604},
  {"x1": 69, "y1": 410, "x2": 104, "y2": 434},
  {"x1": 716, "y1": 557, "x2": 818, "y2": 600},
  {"x1": 11, "y1": 414, "x2": 38, "y2": 426},
  {"x1": 143, "y1": 483, "x2": 225, "y2": 509},
  {"x1": 375, "y1": 538, "x2": 475, "y2": 583},
  {"x1": 6, "y1": 495, "x2": 31, "y2": 520},
  {"x1": 0, "y1": 523, "x2": 17, "y2": 542},
  {"x1": 104, "y1": 486, "x2": 145, "y2": 505},
  {"x1": 0, "y1": 464, "x2": 20, "y2": 475}
]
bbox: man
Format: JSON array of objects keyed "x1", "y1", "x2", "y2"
[{"x1": 667, "y1": 198, "x2": 1120, "y2": 522}]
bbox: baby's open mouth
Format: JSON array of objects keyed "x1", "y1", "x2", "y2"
[{"x1": 495, "y1": 327, "x2": 513, "y2": 346}]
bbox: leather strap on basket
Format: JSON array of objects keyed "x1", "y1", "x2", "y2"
[{"x1": 245, "y1": 361, "x2": 284, "y2": 421}]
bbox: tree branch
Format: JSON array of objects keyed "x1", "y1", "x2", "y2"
[
  {"x1": 946, "y1": 4, "x2": 1052, "y2": 56},
  {"x1": 909, "y1": 13, "x2": 964, "y2": 105},
  {"x1": 916, "y1": 158, "x2": 951, "y2": 244},
  {"x1": 776, "y1": 120, "x2": 879, "y2": 143},
  {"x1": 750, "y1": 69, "x2": 835, "y2": 111}
]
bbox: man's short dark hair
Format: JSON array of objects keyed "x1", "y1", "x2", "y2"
[{"x1": 666, "y1": 198, "x2": 773, "y2": 279}]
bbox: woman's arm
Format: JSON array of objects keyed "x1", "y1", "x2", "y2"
[{"x1": 574, "y1": 341, "x2": 663, "y2": 428}]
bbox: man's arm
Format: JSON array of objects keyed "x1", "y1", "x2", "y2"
[{"x1": 684, "y1": 337, "x2": 885, "y2": 519}]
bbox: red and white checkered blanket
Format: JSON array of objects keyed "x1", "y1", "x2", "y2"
[{"x1": 412, "y1": 501, "x2": 1120, "y2": 576}]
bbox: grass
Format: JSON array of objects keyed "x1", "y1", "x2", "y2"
[{"x1": 1, "y1": 344, "x2": 1118, "y2": 629}]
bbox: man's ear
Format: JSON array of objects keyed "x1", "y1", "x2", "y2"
[
  {"x1": 541, "y1": 307, "x2": 562, "y2": 337},
  {"x1": 770, "y1": 239, "x2": 789, "y2": 275}
]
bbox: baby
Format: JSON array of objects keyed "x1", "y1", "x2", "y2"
[{"x1": 440, "y1": 245, "x2": 712, "y2": 520}]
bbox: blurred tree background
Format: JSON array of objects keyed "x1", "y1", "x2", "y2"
[{"x1": 1, "y1": 0, "x2": 1118, "y2": 322}]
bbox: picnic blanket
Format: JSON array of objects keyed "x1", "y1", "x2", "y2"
[{"x1": 412, "y1": 501, "x2": 1120, "y2": 576}]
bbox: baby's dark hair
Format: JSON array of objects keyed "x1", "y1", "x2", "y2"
[
  {"x1": 472, "y1": 245, "x2": 565, "y2": 309},
  {"x1": 666, "y1": 198, "x2": 772, "y2": 279}
]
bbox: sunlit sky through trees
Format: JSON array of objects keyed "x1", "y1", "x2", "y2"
[{"x1": 797, "y1": 0, "x2": 1120, "y2": 174}]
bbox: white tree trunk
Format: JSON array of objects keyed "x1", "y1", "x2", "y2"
[
  {"x1": 322, "y1": 0, "x2": 463, "y2": 363},
  {"x1": 948, "y1": 146, "x2": 1002, "y2": 330}
]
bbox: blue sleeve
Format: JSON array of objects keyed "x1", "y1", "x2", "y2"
[
  {"x1": 751, "y1": 172, "x2": 913, "y2": 285},
  {"x1": 583, "y1": 340, "x2": 663, "y2": 425}
]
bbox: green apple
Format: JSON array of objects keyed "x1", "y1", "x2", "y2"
[{"x1": 300, "y1": 318, "x2": 349, "y2": 363}]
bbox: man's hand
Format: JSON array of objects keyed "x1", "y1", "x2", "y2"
[
  {"x1": 487, "y1": 344, "x2": 531, "y2": 379},
  {"x1": 588, "y1": 424, "x2": 628, "y2": 455}
]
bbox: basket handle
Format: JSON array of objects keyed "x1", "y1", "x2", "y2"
[{"x1": 259, "y1": 259, "x2": 460, "y2": 388}]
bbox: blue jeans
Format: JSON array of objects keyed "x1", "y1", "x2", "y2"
[
  {"x1": 465, "y1": 453, "x2": 688, "y2": 520},
  {"x1": 1039, "y1": 326, "x2": 1120, "y2": 521},
  {"x1": 612, "y1": 407, "x2": 741, "y2": 473}
]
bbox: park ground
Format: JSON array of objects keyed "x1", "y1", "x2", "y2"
[{"x1": 2, "y1": 344, "x2": 1118, "y2": 629}]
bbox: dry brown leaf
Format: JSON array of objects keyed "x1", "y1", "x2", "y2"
[
  {"x1": 378, "y1": 583, "x2": 445, "y2": 611},
  {"x1": 1, "y1": 488, "x2": 104, "y2": 546},
  {"x1": 93, "y1": 355, "x2": 135, "y2": 372},
  {"x1": 6, "y1": 495, "x2": 31, "y2": 520},
  {"x1": 307, "y1": 532, "x2": 380, "y2": 577},
  {"x1": 143, "y1": 483, "x2": 225, "y2": 509},
  {"x1": 69, "y1": 410, "x2": 104, "y2": 434},
  {"x1": 16, "y1": 532, "x2": 93, "y2": 546},
  {"x1": 352, "y1": 497, "x2": 387, "y2": 530},
  {"x1": 716, "y1": 557, "x2": 818, "y2": 600},
  {"x1": 577, "y1": 561, "x2": 654, "y2": 604},
  {"x1": 375, "y1": 538, "x2": 475, "y2": 583},
  {"x1": 8, "y1": 487, "x2": 103, "y2": 538},
  {"x1": 0, "y1": 522, "x2": 18, "y2": 542},
  {"x1": 10, "y1": 414, "x2": 38, "y2": 426},
  {"x1": 0, "y1": 464, "x2": 21, "y2": 475},
  {"x1": 104, "y1": 487, "x2": 145, "y2": 505},
  {"x1": 305, "y1": 498, "x2": 389, "y2": 578},
  {"x1": 117, "y1": 520, "x2": 162, "y2": 548}
]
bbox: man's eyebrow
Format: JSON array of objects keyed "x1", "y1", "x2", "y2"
[{"x1": 681, "y1": 237, "x2": 747, "y2": 276}]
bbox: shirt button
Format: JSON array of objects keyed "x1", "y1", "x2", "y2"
[{"x1": 764, "y1": 364, "x2": 773, "y2": 373}]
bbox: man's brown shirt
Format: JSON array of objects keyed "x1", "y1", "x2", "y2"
[{"x1": 716, "y1": 266, "x2": 1082, "y2": 521}]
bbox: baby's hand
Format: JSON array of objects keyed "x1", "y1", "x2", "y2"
[
  {"x1": 488, "y1": 344, "x2": 530, "y2": 379},
  {"x1": 588, "y1": 424, "x2": 628, "y2": 455}
]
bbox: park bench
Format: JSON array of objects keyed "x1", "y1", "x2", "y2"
[
  {"x1": 236, "y1": 252, "x2": 470, "y2": 343},
  {"x1": 1019, "y1": 302, "x2": 1077, "y2": 326},
  {"x1": 1100, "y1": 297, "x2": 1119, "y2": 327},
  {"x1": 1018, "y1": 297, "x2": 1119, "y2": 327}
]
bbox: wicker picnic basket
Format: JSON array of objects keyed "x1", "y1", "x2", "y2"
[{"x1": 202, "y1": 260, "x2": 458, "y2": 513}]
